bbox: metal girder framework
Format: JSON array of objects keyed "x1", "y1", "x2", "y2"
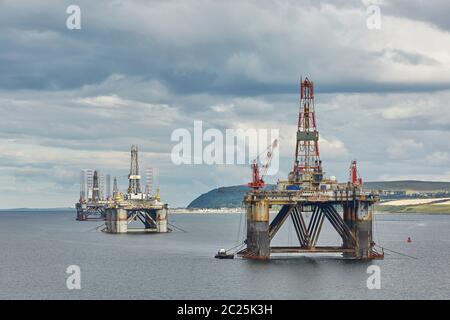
[
  {"x1": 239, "y1": 198, "x2": 381, "y2": 260},
  {"x1": 322, "y1": 205, "x2": 356, "y2": 246},
  {"x1": 104, "y1": 203, "x2": 170, "y2": 234},
  {"x1": 269, "y1": 205, "x2": 293, "y2": 239},
  {"x1": 269, "y1": 204, "x2": 354, "y2": 250},
  {"x1": 127, "y1": 210, "x2": 158, "y2": 230},
  {"x1": 301, "y1": 206, "x2": 324, "y2": 248},
  {"x1": 271, "y1": 246, "x2": 355, "y2": 254},
  {"x1": 76, "y1": 203, "x2": 106, "y2": 221}
]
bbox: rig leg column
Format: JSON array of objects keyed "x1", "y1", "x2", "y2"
[
  {"x1": 76, "y1": 203, "x2": 86, "y2": 221},
  {"x1": 342, "y1": 204, "x2": 355, "y2": 257},
  {"x1": 156, "y1": 207, "x2": 168, "y2": 233},
  {"x1": 246, "y1": 198, "x2": 270, "y2": 259},
  {"x1": 117, "y1": 208, "x2": 128, "y2": 234},
  {"x1": 105, "y1": 208, "x2": 113, "y2": 233},
  {"x1": 354, "y1": 202, "x2": 374, "y2": 259},
  {"x1": 105, "y1": 208, "x2": 128, "y2": 234}
]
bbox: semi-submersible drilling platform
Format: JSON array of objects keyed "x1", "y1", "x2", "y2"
[
  {"x1": 237, "y1": 78, "x2": 383, "y2": 260},
  {"x1": 75, "y1": 145, "x2": 169, "y2": 234}
]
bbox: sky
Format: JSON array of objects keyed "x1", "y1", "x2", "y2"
[{"x1": 1, "y1": 0, "x2": 450, "y2": 208}]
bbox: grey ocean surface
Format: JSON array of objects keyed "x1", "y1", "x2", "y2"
[{"x1": 0, "y1": 211, "x2": 449, "y2": 299}]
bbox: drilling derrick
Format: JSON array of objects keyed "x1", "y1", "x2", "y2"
[
  {"x1": 128, "y1": 145, "x2": 141, "y2": 195},
  {"x1": 92, "y1": 170, "x2": 100, "y2": 201},
  {"x1": 113, "y1": 177, "x2": 118, "y2": 195},
  {"x1": 291, "y1": 77, "x2": 323, "y2": 187},
  {"x1": 145, "y1": 166, "x2": 153, "y2": 196}
]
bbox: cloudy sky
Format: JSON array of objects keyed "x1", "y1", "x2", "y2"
[{"x1": 1, "y1": 0, "x2": 450, "y2": 208}]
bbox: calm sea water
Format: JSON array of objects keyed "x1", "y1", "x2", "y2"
[{"x1": 0, "y1": 211, "x2": 449, "y2": 299}]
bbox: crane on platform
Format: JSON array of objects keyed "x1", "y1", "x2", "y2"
[
  {"x1": 349, "y1": 160, "x2": 363, "y2": 187},
  {"x1": 248, "y1": 139, "x2": 278, "y2": 190}
]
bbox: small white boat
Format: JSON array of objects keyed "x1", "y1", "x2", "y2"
[{"x1": 215, "y1": 248, "x2": 234, "y2": 259}]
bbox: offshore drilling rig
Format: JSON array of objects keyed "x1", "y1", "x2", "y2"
[
  {"x1": 76, "y1": 145, "x2": 169, "y2": 234},
  {"x1": 76, "y1": 170, "x2": 108, "y2": 221},
  {"x1": 237, "y1": 78, "x2": 383, "y2": 260}
]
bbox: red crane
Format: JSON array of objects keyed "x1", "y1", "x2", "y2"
[
  {"x1": 349, "y1": 160, "x2": 363, "y2": 186},
  {"x1": 248, "y1": 139, "x2": 278, "y2": 190}
]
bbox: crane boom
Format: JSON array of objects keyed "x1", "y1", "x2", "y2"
[
  {"x1": 248, "y1": 139, "x2": 278, "y2": 190},
  {"x1": 349, "y1": 160, "x2": 363, "y2": 187}
]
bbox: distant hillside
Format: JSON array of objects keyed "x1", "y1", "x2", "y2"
[
  {"x1": 187, "y1": 181, "x2": 450, "y2": 209},
  {"x1": 187, "y1": 185, "x2": 275, "y2": 209},
  {"x1": 363, "y1": 181, "x2": 450, "y2": 191}
]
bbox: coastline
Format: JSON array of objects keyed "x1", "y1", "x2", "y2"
[
  {"x1": 2, "y1": 205, "x2": 450, "y2": 215},
  {"x1": 375, "y1": 204, "x2": 450, "y2": 214}
]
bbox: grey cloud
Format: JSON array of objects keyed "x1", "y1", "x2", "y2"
[
  {"x1": 1, "y1": 1, "x2": 450, "y2": 94},
  {"x1": 383, "y1": 0, "x2": 450, "y2": 32},
  {"x1": 383, "y1": 49, "x2": 439, "y2": 66}
]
